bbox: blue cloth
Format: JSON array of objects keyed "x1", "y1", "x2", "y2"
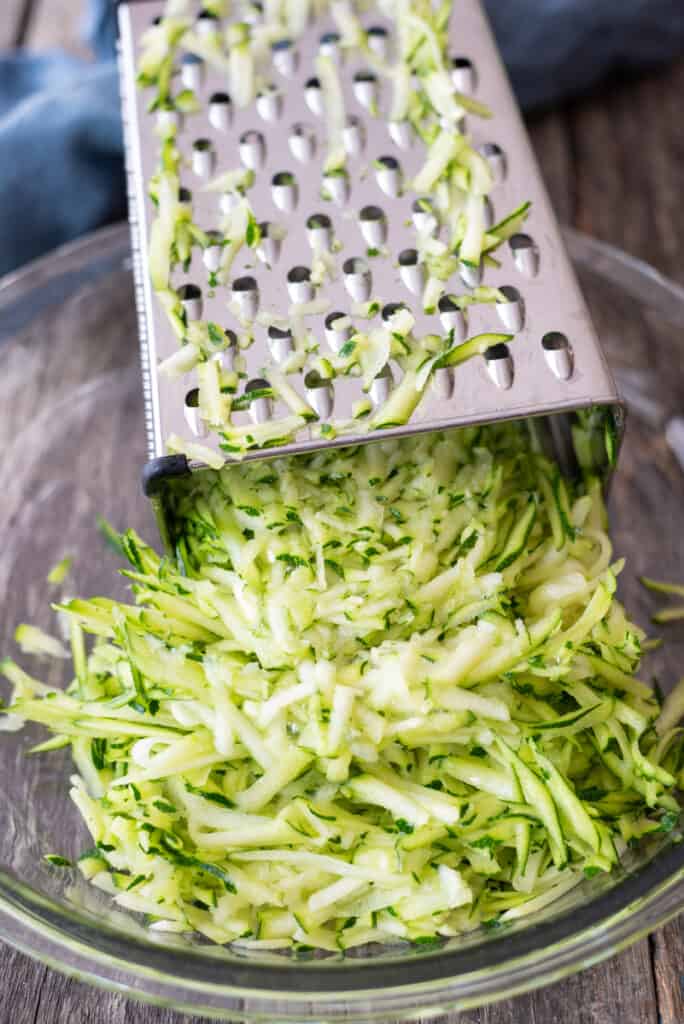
[{"x1": 1, "y1": 0, "x2": 683, "y2": 277}]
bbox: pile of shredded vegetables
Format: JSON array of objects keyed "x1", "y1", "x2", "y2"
[{"x1": 2, "y1": 424, "x2": 682, "y2": 950}]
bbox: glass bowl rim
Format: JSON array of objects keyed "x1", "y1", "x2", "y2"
[{"x1": 1, "y1": 222, "x2": 684, "y2": 1020}]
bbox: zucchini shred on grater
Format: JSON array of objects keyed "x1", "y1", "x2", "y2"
[{"x1": 117, "y1": 0, "x2": 623, "y2": 541}]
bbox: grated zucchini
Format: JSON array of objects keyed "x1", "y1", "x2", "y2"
[{"x1": 2, "y1": 424, "x2": 681, "y2": 949}]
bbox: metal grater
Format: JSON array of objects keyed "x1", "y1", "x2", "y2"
[{"x1": 117, "y1": 0, "x2": 623, "y2": 542}]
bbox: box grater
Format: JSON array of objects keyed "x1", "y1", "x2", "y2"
[{"x1": 117, "y1": 0, "x2": 623, "y2": 545}]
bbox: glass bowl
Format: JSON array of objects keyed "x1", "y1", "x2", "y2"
[{"x1": 1, "y1": 224, "x2": 684, "y2": 1021}]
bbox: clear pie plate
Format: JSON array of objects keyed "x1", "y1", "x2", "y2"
[{"x1": 1, "y1": 223, "x2": 684, "y2": 1020}]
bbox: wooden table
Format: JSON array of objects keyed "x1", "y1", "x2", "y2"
[{"x1": 2, "y1": 2, "x2": 684, "y2": 1022}]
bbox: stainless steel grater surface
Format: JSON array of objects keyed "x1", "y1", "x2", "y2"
[{"x1": 117, "y1": 0, "x2": 623, "y2": 492}]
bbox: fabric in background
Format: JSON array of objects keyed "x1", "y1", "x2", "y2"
[{"x1": 0, "y1": 0, "x2": 683, "y2": 276}]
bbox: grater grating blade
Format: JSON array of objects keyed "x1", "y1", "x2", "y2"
[{"x1": 117, "y1": 0, "x2": 623, "y2": 514}]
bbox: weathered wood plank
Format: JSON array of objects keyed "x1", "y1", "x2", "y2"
[
  {"x1": 5, "y1": 936, "x2": 656, "y2": 1024},
  {"x1": 0, "y1": 948, "x2": 214, "y2": 1024},
  {"x1": 652, "y1": 919, "x2": 684, "y2": 1024},
  {"x1": 560, "y1": 59, "x2": 684, "y2": 285},
  {"x1": 527, "y1": 109, "x2": 576, "y2": 227},
  {"x1": 0, "y1": 947, "x2": 46, "y2": 1024},
  {"x1": 457, "y1": 939, "x2": 658, "y2": 1024},
  {"x1": 0, "y1": 939, "x2": 660, "y2": 1024}
]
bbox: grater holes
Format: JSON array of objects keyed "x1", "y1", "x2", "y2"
[
  {"x1": 388, "y1": 120, "x2": 413, "y2": 149},
  {"x1": 359, "y1": 205, "x2": 388, "y2": 247},
  {"x1": 203, "y1": 230, "x2": 224, "y2": 273},
  {"x1": 398, "y1": 245, "x2": 418, "y2": 262},
  {"x1": 268, "y1": 325, "x2": 294, "y2": 363},
  {"x1": 272, "y1": 171, "x2": 299, "y2": 212},
  {"x1": 459, "y1": 260, "x2": 484, "y2": 288},
  {"x1": 212, "y1": 328, "x2": 238, "y2": 371},
  {"x1": 438, "y1": 294, "x2": 467, "y2": 340},
  {"x1": 412, "y1": 197, "x2": 438, "y2": 236},
  {"x1": 319, "y1": 31, "x2": 341, "y2": 57},
  {"x1": 375, "y1": 155, "x2": 402, "y2": 197},
  {"x1": 325, "y1": 311, "x2": 353, "y2": 352},
  {"x1": 343, "y1": 115, "x2": 366, "y2": 156},
  {"x1": 305, "y1": 77, "x2": 324, "y2": 116},
  {"x1": 178, "y1": 283, "x2": 203, "y2": 320},
  {"x1": 306, "y1": 212, "x2": 333, "y2": 251},
  {"x1": 510, "y1": 233, "x2": 540, "y2": 278},
  {"x1": 239, "y1": 130, "x2": 266, "y2": 170},
  {"x1": 382, "y1": 301, "x2": 407, "y2": 323},
  {"x1": 272, "y1": 38, "x2": 299, "y2": 77},
  {"x1": 289, "y1": 122, "x2": 317, "y2": 162},
  {"x1": 450, "y1": 56, "x2": 477, "y2": 93},
  {"x1": 496, "y1": 286, "x2": 525, "y2": 332},
  {"x1": 485, "y1": 343, "x2": 514, "y2": 389},
  {"x1": 232, "y1": 275, "x2": 259, "y2": 319},
  {"x1": 287, "y1": 266, "x2": 314, "y2": 304},
  {"x1": 257, "y1": 221, "x2": 282, "y2": 264},
  {"x1": 542, "y1": 332, "x2": 573, "y2": 380},
  {"x1": 209, "y1": 92, "x2": 232, "y2": 131},
  {"x1": 306, "y1": 212, "x2": 332, "y2": 228},
  {"x1": 180, "y1": 53, "x2": 203, "y2": 90},
  {"x1": 245, "y1": 378, "x2": 273, "y2": 424},
  {"x1": 305, "y1": 369, "x2": 334, "y2": 418},
  {"x1": 398, "y1": 249, "x2": 426, "y2": 295},
  {"x1": 322, "y1": 168, "x2": 350, "y2": 204},
  {"x1": 178, "y1": 186, "x2": 192, "y2": 205},
  {"x1": 184, "y1": 387, "x2": 208, "y2": 438},
  {"x1": 233, "y1": 274, "x2": 258, "y2": 290},
  {"x1": 353, "y1": 70, "x2": 380, "y2": 111},
  {"x1": 192, "y1": 138, "x2": 215, "y2": 177},
  {"x1": 197, "y1": 9, "x2": 219, "y2": 36},
  {"x1": 486, "y1": 342, "x2": 512, "y2": 359},
  {"x1": 156, "y1": 108, "x2": 183, "y2": 133},
  {"x1": 232, "y1": 275, "x2": 257, "y2": 292},
  {"x1": 256, "y1": 83, "x2": 283, "y2": 122},
  {"x1": 367, "y1": 25, "x2": 389, "y2": 59},
  {"x1": 370, "y1": 363, "x2": 394, "y2": 405},
  {"x1": 243, "y1": 2, "x2": 264, "y2": 26},
  {"x1": 343, "y1": 258, "x2": 372, "y2": 302},
  {"x1": 480, "y1": 143, "x2": 507, "y2": 184}
]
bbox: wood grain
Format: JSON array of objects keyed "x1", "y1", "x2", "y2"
[
  {"x1": 537, "y1": 61, "x2": 684, "y2": 286},
  {"x1": 0, "y1": 942, "x2": 660, "y2": 1024},
  {"x1": 1, "y1": 6, "x2": 684, "y2": 1023},
  {"x1": 459, "y1": 940, "x2": 658, "y2": 1024},
  {"x1": 652, "y1": 919, "x2": 684, "y2": 1024}
]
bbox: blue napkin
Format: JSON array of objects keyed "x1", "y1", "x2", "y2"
[{"x1": 0, "y1": 0, "x2": 683, "y2": 277}]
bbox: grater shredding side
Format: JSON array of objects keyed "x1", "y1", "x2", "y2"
[{"x1": 117, "y1": 0, "x2": 624, "y2": 523}]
